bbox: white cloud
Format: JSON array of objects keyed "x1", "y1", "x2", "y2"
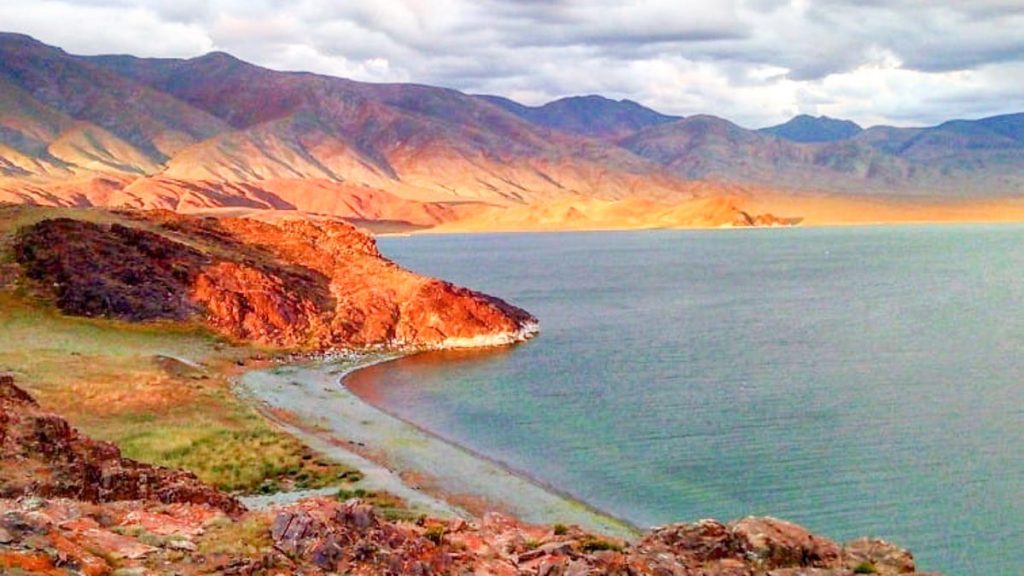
[
  {"x1": 0, "y1": 0, "x2": 214, "y2": 57},
  {"x1": 2, "y1": 0, "x2": 1023, "y2": 128}
]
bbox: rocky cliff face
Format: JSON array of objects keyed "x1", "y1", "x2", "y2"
[{"x1": 11, "y1": 207, "x2": 537, "y2": 350}]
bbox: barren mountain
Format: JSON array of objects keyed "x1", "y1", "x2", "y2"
[
  {"x1": 86, "y1": 48, "x2": 691, "y2": 204},
  {"x1": 620, "y1": 114, "x2": 1024, "y2": 196},
  {"x1": 0, "y1": 32, "x2": 1022, "y2": 228}
]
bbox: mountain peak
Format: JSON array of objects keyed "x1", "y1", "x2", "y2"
[
  {"x1": 189, "y1": 50, "x2": 248, "y2": 70},
  {"x1": 0, "y1": 31, "x2": 63, "y2": 55},
  {"x1": 760, "y1": 114, "x2": 863, "y2": 143},
  {"x1": 197, "y1": 50, "x2": 240, "y2": 62},
  {"x1": 481, "y1": 93, "x2": 679, "y2": 139}
]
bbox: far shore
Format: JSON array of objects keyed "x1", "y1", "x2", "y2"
[{"x1": 407, "y1": 194, "x2": 1024, "y2": 235}]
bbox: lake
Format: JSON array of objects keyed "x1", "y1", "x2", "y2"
[{"x1": 351, "y1": 226, "x2": 1024, "y2": 574}]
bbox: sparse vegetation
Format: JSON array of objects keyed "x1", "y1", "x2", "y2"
[
  {"x1": 336, "y1": 486, "x2": 414, "y2": 521},
  {"x1": 853, "y1": 561, "x2": 878, "y2": 574},
  {"x1": 424, "y1": 525, "x2": 446, "y2": 545},
  {"x1": 553, "y1": 523, "x2": 569, "y2": 536},
  {"x1": 579, "y1": 536, "x2": 624, "y2": 553},
  {"x1": 197, "y1": 515, "x2": 274, "y2": 557}
]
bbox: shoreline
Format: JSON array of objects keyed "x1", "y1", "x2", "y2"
[{"x1": 236, "y1": 354, "x2": 639, "y2": 539}]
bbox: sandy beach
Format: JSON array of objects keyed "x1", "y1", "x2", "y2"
[{"x1": 236, "y1": 356, "x2": 638, "y2": 539}]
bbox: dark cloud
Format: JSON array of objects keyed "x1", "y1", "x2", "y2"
[{"x1": 1, "y1": 0, "x2": 1023, "y2": 127}]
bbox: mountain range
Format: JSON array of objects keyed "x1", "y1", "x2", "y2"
[{"x1": 1, "y1": 32, "x2": 1022, "y2": 228}]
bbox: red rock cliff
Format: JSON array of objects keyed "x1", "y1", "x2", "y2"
[{"x1": 12, "y1": 209, "x2": 537, "y2": 350}]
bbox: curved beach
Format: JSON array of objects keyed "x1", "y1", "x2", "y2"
[{"x1": 236, "y1": 355, "x2": 637, "y2": 539}]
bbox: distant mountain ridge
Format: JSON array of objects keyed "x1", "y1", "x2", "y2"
[
  {"x1": 0, "y1": 31, "x2": 1022, "y2": 223},
  {"x1": 760, "y1": 115, "x2": 863, "y2": 143}
]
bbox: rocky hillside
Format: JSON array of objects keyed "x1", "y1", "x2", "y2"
[
  {"x1": 0, "y1": 374, "x2": 244, "y2": 515},
  {"x1": 0, "y1": 375, "x2": 929, "y2": 575},
  {"x1": 7, "y1": 205, "x2": 536, "y2": 350}
]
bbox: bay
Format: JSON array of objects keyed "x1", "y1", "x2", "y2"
[{"x1": 352, "y1": 226, "x2": 1024, "y2": 574}]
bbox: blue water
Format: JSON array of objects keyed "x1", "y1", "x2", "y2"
[{"x1": 358, "y1": 226, "x2": 1024, "y2": 575}]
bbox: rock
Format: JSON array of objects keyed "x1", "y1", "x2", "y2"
[
  {"x1": 842, "y1": 538, "x2": 916, "y2": 575},
  {"x1": 112, "y1": 568, "x2": 148, "y2": 576},
  {"x1": 766, "y1": 568, "x2": 846, "y2": 575},
  {"x1": 60, "y1": 517, "x2": 157, "y2": 559},
  {"x1": 448, "y1": 516, "x2": 467, "y2": 533},
  {"x1": 0, "y1": 374, "x2": 36, "y2": 406},
  {"x1": 640, "y1": 518, "x2": 735, "y2": 561},
  {"x1": 636, "y1": 516, "x2": 875, "y2": 575},
  {"x1": 0, "y1": 496, "x2": 233, "y2": 576},
  {"x1": 729, "y1": 516, "x2": 842, "y2": 570},
  {"x1": 268, "y1": 498, "x2": 454, "y2": 574},
  {"x1": 166, "y1": 538, "x2": 197, "y2": 551},
  {"x1": 517, "y1": 540, "x2": 574, "y2": 562},
  {"x1": 537, "y1": 554, "x2": 569, "y2": 576}
]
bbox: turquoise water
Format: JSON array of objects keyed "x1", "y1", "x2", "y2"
[{"x1": 358, "y1": 226, "x2": 1024, "y2": 575}]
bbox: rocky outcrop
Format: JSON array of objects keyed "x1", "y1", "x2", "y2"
[
  {"x1": 0, "y1": 497, "x2": 234, "y2": 576},
  {"x1": 734, "y1": 210, "x2": 804, "y2": 227},
  {"x1": 0, "y1": 375, "x2": 244, "y2": 515},
  {"x1": 11, "y1": 208, "x2": 537, "y2": 350},
  {"x1": 0, "y1": 496, "x2": 932, "y2": 576},
  {"x1": 636, "y1": 517, "x2": 846, "y2": 574},
  {"x1": 267, "y1": 498, "x2": 928, "y2": 576}
]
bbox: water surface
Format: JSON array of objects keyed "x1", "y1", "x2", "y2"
[{"x1": 353, "y1": 226, "x2": 1024, "y2": 574}]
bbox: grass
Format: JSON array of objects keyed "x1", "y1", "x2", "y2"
[
  {"x1": 0, "y1": 290, "x2": 354, "y2": 495},
  {"x1": 197, "y1": 515, "x2": 274, "y2": 557},
  {"x1": 424, "y1": 525, "x2": 446, "y2": 545},
  {"x1": 119, "y1": 424, "x2": 352, "y2": 493}
]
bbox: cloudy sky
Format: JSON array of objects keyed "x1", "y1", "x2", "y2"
[{"x1": 4, "y1": 0, "x2": 1024, "y2": 128}]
